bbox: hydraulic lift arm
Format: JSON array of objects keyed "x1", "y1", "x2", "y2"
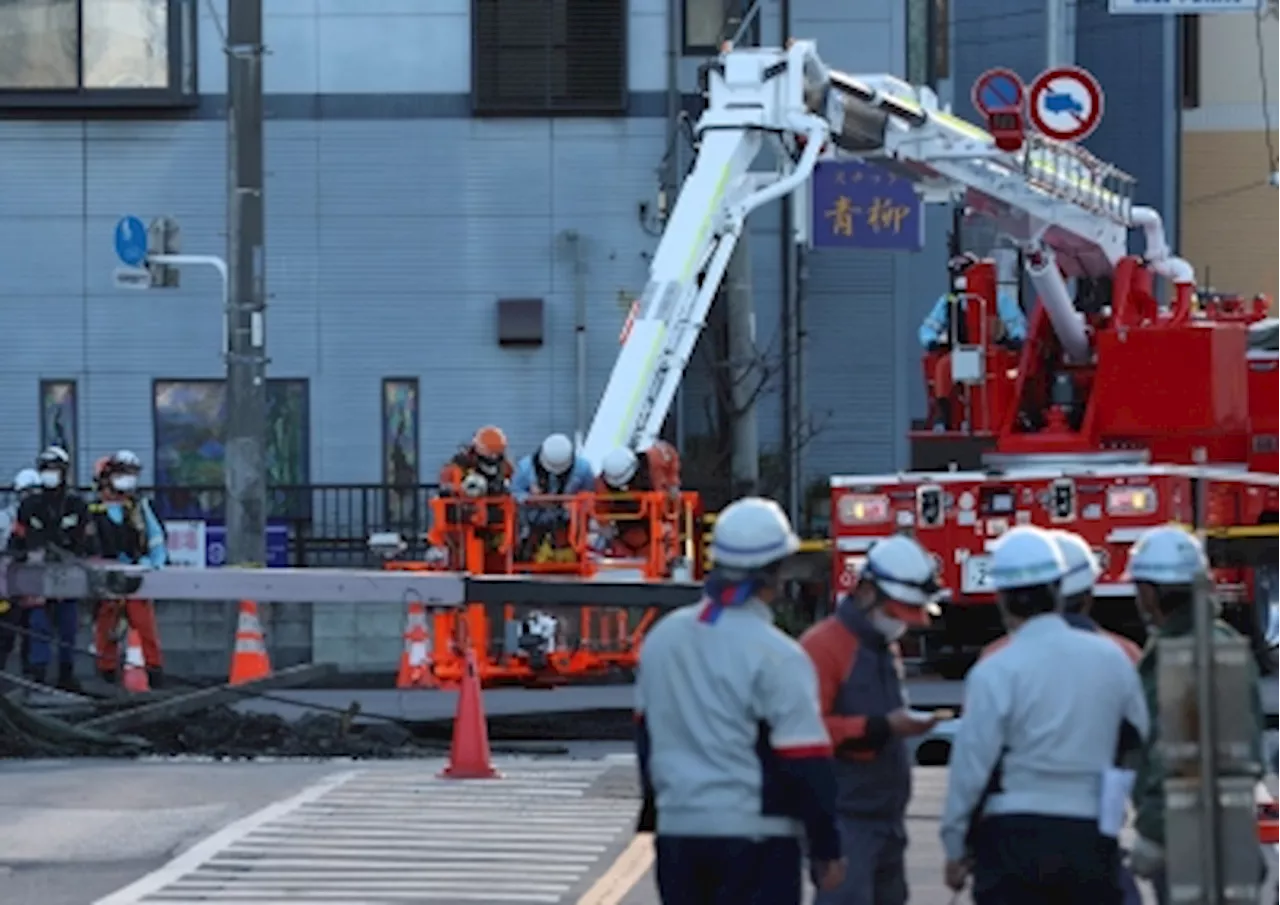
[{"x1": 583, "y1": 41, "x2": 1196, "y2": 466}]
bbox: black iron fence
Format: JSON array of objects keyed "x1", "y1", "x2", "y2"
[{"x1": 0, "y1": 484, "x2": 441, "y2": 569}]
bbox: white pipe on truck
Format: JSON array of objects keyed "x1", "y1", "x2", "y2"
[
  {"x1": 1131, "y1": 205, "x2": 1196, "y2": 288},
  {"x1": 1026, "y1": 248, "x2": 1091, "y2": 363}
]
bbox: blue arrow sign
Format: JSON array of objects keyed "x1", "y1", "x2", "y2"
[{"x1": 114, "y1": 216, "x2": 148, "y2": 267}]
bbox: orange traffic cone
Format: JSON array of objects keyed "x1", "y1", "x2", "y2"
[
  {"x1": 229, "y1": 600, "x2": 272, "y2": 685},
  {"x1": 397, "y1": 601, "x2": 437, "y2": 689},
  {"x1": 439, "y1": 645, "x2": 500, "y2": 779},
  {"x1": 121, "y1": 628, "x2": 150, "y2": 694}
]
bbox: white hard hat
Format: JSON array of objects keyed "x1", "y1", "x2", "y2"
[
  {"x1": 601, "y1": 447, "x2": 638, "y2": 488},
  {"x1": 1048, "y1": 530, "x2": 1101, "y2": 598},
  {"x1": 988, "y1": 526, "x2": 1068, "y2": 591},
  {"x1": 710, "y1": 496, "x2": 800, "y2": 571},
  {"x1": 863, "y1": 535, "x2": 942, "y2": 612},
  {"x1": 1125, "y1": 524, "x2": 1207, "y2": 586},
  {"x1": 12, "y1": 468, "x2": 40, "y2": 492},
  {"x1": 537, "y1": 434, "x2": 575, "y2": 476}
]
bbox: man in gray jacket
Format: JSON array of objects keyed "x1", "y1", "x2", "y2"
[{"x1": 940, "y1": 526, "x2": 1149, "y2": 905}]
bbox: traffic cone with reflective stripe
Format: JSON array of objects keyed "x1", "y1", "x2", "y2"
[
  {"x1": 121, "y1": 628, "x2": 150, "y2": 694},
  {"x1": 229, "y1": 600, "x2": 272, "y2": 685},
  {"x1": 439, "y1": 645, "x2": 500, "y2": 780},
  {"x1": 397, "y1": 601, "x2": 437, "y2": 689}
]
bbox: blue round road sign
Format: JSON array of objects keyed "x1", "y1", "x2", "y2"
[
  {"x1": 972, "y1": 68, "x2": 1025, "y2": 116},
  {"x1": 114, "y1": 215, "x2": 148, "y2": 267}
]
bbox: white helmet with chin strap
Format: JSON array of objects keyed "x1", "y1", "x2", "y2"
[
  {"x1": 601, "y1": 447, "x2": 638, "y2": 489},
  {"x1": 861, "y1": 535, "x2": 942, "y2": 613},
  {"x1": 709, "y1": 496, "x2": 800, "y2": 572},
  {"x1": 537, "y1": 433, "x2": 575, "y2": 476},
  {"x1": 1125, "y1": 524, "x2": 1207, "y2": 586},
  {"x1": 1048, "y1": 529, "x2": 1101, "y2": 599},
  {"x1": 988, "y1": 526, "x2": 1068, "y2": 591}
]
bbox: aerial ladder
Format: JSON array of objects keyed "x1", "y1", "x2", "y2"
[
  {"x1": 581, "y1": 39, "x2": 1193, "y2": 470},
  {"x1": 0, "y1": 40, "x2": 1192, "y2": 613}
]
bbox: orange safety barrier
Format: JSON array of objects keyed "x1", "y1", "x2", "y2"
[{"x1": 384, "y1": 490, "x2": 700, "y2": 688}]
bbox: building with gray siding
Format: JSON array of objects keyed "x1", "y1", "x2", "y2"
[{"x1": 0, "y1": 0, "x2": 1174, "y2": 506}]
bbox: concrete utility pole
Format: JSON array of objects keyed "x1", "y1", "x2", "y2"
[
  {"x1": 1045, "y1": 0, "x2": 1067, "y2": 69},
  {"x1": 225, "y1": 0, "x2": 268, "y2": 572}
]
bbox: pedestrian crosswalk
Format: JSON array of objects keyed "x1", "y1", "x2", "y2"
[{"x1": 96, "y1": 756, "x2": 642, "y2": 905}]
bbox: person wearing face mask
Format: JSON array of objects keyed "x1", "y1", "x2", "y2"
[
  {"x1": 798, "y1": 534, "x2": 943, "y2": 905},
  {"x1": 0, "y1": 468, "x2": 44, "y2": 679},
  {"x1": 940, "y1": 526, "x2": 1149, "y2": 905},
  {"x1": 919, "y1": 253, "x2": 1027, "y2": 431},
  {"x1": 635, "y1": 496, "x2": 846, "y2": 905},
  {"x1": 511, "y1": 433, "x2": 595, "y2": 563},
  {"x1": 1124, "y1": 524, "x2": 1265, "y2": 905},
  {"x1": 8, "y1": 446, "x2": 97, "y2": 691},
  {"x1": 88, "y1": 451, "x2": 167, "y2": 688}
]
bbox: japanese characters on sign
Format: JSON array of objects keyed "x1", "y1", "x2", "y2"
[{"x1": 810, "y1": 160, "x2": 924, "y2": 252}]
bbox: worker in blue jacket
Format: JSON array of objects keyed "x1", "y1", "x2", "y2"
[
  {"x1": 511, "y1": 433, "x2": 595, "y2": 562},
  {"x1": 635, "y1": 497, "x2": 846, "y2": 905},
  {"x1": 918, "y1": 254, "x2": 1028, "y2": 350},
  {"x1": 89, "y1": 450, "x2": 168, "y2": 688}
]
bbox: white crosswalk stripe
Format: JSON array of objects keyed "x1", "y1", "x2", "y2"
[{"x1": 95, "y1": 758, "x2": 641, "y2": 905}]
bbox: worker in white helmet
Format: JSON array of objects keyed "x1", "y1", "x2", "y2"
[
  {"x1": 635, "y1": 496, "x2": 845, "y2": 904},
  {"x1": 797, "y1": 534, "x2": 943, "y2": 905},
  {"x1": 511, "y1": 433, "x2": 594, "y2": 562},
  {"x1": 980, "y1": 529, "x2": 1142, "y2": 665},
  {"x1": 940, "y1": 525, "x2": 1148, "y2": 905},
  {"x1": 1125, "y1": 525, "x2": 1264, "y2": 905},
  {"x1": 595, "y1": 442, "x2": 682, "y2": 560},
  {"x1": 0, "y1": 469, "x2": 44, "y2": 678}
]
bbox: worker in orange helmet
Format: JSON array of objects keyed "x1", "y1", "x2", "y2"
[
  {"x1": 434, "y1": 426, "x2": 514, "y2": 572},
  {"x1": 595, "y1": 441, "x2": 682, "y2": 562},
  {"x1": 440, "y1": 425, "x2": 513, "y2": 499},
  {"x1": 88, "y1": 451, "x2": 167, "y2": 688}
]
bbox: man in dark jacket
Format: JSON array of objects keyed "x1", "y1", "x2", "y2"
[
  {"x1": 799, "y1": 535, "x2": 943, "y2": 905},
  {"x1": 8, "y1": 446, "x2": 97, "y2": 690}
]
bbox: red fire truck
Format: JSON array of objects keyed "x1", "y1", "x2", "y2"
[{"x1": 830, "y1": 255, "x2": 1278, "y2": 678}]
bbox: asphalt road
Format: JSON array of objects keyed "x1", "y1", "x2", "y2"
[{"x1": 0, "y1": 748, "x2": 644, "y2": 905}]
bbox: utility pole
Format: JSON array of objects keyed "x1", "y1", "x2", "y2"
[
  {"x1": 225, "y1": 0, "x2": 268, "y2": 576},
  {"x1": 1045, "y1": 0, "x2": 1067, "y2": 69}
]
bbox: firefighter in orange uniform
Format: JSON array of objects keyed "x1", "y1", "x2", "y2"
[
  {"x1": 89, "y1": 452, "x2": 166, "y2": 688},
  {"x1": 595, "y1": 441, "x2": 681, "y2": 562},
  {"x1": 434, "y1": 426, "x2": 513, "y2": 572}
]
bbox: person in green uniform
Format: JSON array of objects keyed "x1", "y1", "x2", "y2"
[{"x1": 1126, "y1": 524, "x2": 1265, "y2": 905}]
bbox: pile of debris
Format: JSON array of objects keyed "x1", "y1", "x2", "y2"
[{"x1": 0, "y1": 664, "x2": 442, "y2": 760}]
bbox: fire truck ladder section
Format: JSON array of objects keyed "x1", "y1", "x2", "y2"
[{"x1": 583, "y1": 40, "x2": 1187, "y2": 468}]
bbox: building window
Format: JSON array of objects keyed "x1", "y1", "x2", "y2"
[
  {"x1": 152, "y1": 379, "x2": 310, "y2": 518},
  {"x1": 906, "y1": 0, "x2": 949, "y2": 87},
  {"x1": 382, "y1": 378, "x2": 420, "y2": 527},
  {"x1": 1179, "y1": 14, "x2": 1200, "y2": 109},
  {"x1": 0, "y1": 0, "x2": 197, "y2": 110},
  {"x1": 472, "y1": 0, "x2": 626, "y2": 116},
  {"x1": 39, "y1": 380, "x2": 78, "y2": 480}
]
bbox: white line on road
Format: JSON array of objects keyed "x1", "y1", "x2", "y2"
[
  {"x1": 96, "y1": 760, "x2": 641, "y2": 905},
  {"x1": 91, "y1": 770, "x2": 360, "y2": 905}
]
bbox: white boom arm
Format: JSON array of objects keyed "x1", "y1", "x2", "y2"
[{"x1": 582, "y1": 40, "x2": 1194, "y2": 468}]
